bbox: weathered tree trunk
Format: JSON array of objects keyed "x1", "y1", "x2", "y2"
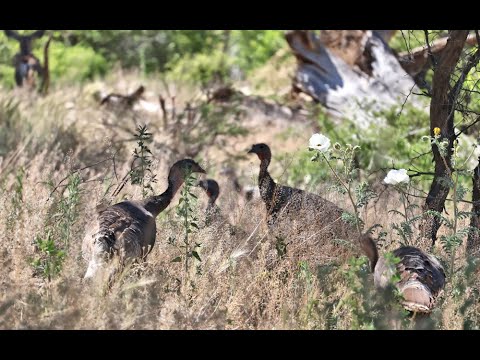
[
  {"x1": 467, "y1": 157, "x2": 480, "y2": 255},
  {"x1": 40, "y1": 35, "x2": 52, "y2": 95},
  {"x1": 422, "y1": 30, "x2": 469, "y2": 246},
  {"x1": 286, "y1": 30, "x2": 417, "y2": 128}
]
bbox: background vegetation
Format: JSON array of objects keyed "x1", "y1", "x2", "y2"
[{"x1": 0, "y1": 30, "x2": 479, "y2": 329}]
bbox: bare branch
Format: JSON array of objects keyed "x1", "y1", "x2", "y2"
[
  {"x1": 424, "y1": 30, "x2": 436, "y2": 69},
  {"x1": 455, "y1": 115, "x2": 480, "y2": 138},
  {"x1": 47, "y1": 153, "x2": 118, "y2": 200}
]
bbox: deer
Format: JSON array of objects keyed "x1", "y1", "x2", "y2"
[{"x1": 4, "y1": 30, "x2": 45, "y2": 88}]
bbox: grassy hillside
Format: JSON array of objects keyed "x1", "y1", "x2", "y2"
[{"x1": 1, "y1": 31, "x2": 480, "y2": 329}]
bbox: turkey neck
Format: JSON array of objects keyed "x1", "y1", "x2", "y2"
[
  {"x1": 359, "y1": 235, "x2": 379, "y2": 273},
  {"x1": 258, "y1": 156, "x2": 276, "y2": 211},
  {"x1": 207, "y1": 196, "x2": 217, "y2": 209},
  {"x1": 143, "y1": 177, "x2": 183, "y2": 217}
]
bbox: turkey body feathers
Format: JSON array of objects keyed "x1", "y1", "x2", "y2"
[
  {"x1": 95, "y1": 200, "x2": 157, "y2": 259},
  {"x1": 83, "y1": 158, "x2": 206, "y2": 279},
  {"x1": 375, "y1": 246, "x2": 446, "y2": 313},
  {"x1": 360, "y1": 234, "x2": 446, "y2": 313}
]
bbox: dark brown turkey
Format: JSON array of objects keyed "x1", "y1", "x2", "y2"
[
  {"x1": 359, "y1": 234, "x2": 446, "y2": 313},
  {"x1": 196, "y1": 178, "x2": 247, "y2": 238},
  {"x1": 196, "y1": 179, "x2": 221, "y2": 225},
  {"x1": 247, "y1": 143, "x2": 355, "y2": 239},
  {"x1": 83, "y1": 159, "x2": 206, "y2": 279}
]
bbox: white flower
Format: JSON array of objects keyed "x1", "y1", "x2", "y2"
[
  {"x1": 309, "y1": 133, "x2": 331, "y2": 153},
  {"x1": 384, "y1": 169, "x2": 410, "y2": 185}
]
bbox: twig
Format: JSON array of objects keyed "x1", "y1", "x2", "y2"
[
  {"x1": 159, "y1": 95, "x2": 168, "y2": 129},
  {"x1": 455, "y1": 115, "x2": 480, "y2": 138},
  {"x1": 112, "y1": 152, "x2": 119, "y2": 181},
  {"x1": 396, "y1": 83, "x2": 417, "y2": 118},
  {"x1": 424, "y1": 30, "x2": 436, "y2": 69},
  {"x1": 449, "y1": 37, "x2": 480, "y2": 120},
  {"x1": 411, "y1": 149, "x2": 432, "y2": 161},
  {"x1": 47, "y1": 153, "x2": 118, "y2": 200}
]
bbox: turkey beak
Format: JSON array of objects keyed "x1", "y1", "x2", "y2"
[{"x1": 247, "y1": 146, "x2": 256, "y2": 154}]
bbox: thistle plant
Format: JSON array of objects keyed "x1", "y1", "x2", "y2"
[
  {"x1": 383, "y1": 168, "x2": 420, "y2": 246},
  {"x1": 308, "y1": 133, "x2": 376, "y2": 236},
  {"x1": 30, "y1": 229, "x2": 66, "y2": 281},
  {"x1": 308, "y1": 133, "x2": 414, "y2": 329},
  {"x1": 169, "y1": 169, "x2": 201, "y2": 276},
  {"x1": 130, "y1": 124, "x2": 157, "y2": 198}
]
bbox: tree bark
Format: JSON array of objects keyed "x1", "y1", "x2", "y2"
[
  {"x1": 40, "y1": 35, "x2": 52, "y2": 95},
  {"x1": 467, "y1": 157, "x2": 480, "y2": 256},
  {"x1": 422, "y1": 30, "x2": 469, "y2": 247},
  {"x1": 286, "y1": 30, "x2": 417, "y2": 128}
]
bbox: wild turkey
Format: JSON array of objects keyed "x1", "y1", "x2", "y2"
[
  {"x1": 196, "y1": 178, "x2": 247, "y2": 238},
  {"x1": 83, "y1": 159, "x2": 206, "y2": 279},
  {"x1": 196, "y1": 179, "x2": 221, "y2": 225},
  {"x1": 358, "y1": 234, "x2": 446, "y2": 313},
  {"x1": 247, "y1": 143, "x2": 355, "y2": 238}
]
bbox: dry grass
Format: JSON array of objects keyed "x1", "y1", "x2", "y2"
[{"x1": 1, "y1": 72, "x2": 479, "y2": 330}]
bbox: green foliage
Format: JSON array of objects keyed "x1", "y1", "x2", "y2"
[
  {"x1": 31, "y1": 172, "x2": 82, "y2": 281},
  {"x1": 0, "y1": 31, "x2": 25, "y2": 76},
  {"x1": 440, "y1": 234, "x2": 464, "y2": 256},
  {"x1": 56, "y1": 173, "x2": 82, "y2": 247},
  {"x1": 30, "y1": 229, "x2": 66, "y2": 281},
  {"x1": 315, "y1": 263, "x2": 341, "y2": 329},
  {"x1": 167, "y1": 49, "x2": 233, "y2": 88},
  {"x1": 310, "y1": 138, "x2": 377, "y2": 235},
  {"x1": 169, "y1": 170, "x2": 202, "y2": 274},
  {"x1": 54, "y1": 30, "x2": 180, "y2": 73},
  {"x1": 355, "y1": 181, "x2": 376, "y2": 208},
  {"x1": 341, "y1": 211, "x2": 363, "y2": 229},
  {"x1": 0, "y1": 65, "x2": 15, "y2": 88},
  {"x1": 340, "y1": 254, "x2": 408, "y2": 329},
  {"x1": 129, "y1": 125, "x2": 157, "y2": 198},
  {"x1": 48, "y1": 42, "x2": 108, "y2": 84},
  {"x1": 0, "y1": 97, "x2": 28, "y2": 157},
  {"x1": 230, "y1": 30, "x2": 285, "y2": 74},
  {"x1": 1, "y1": 30, "x2": 287, "y2": 87},
  {"x1": 297, "y1": 261, "x2": 319, "y2": 327},
  {"x1": 0, "y1": 30, "x2": 107, "y2": 88},
  {"x1": 279, "y1": 148, "x2": 330, "y2": 188},
  {"x1": 5, "y1": 166, "x2": 25, "y2": 234},
  {"x1": 311, "y1": 104, "x2": 438, "y2": 189},
  {"x1": 456, "y1": 257, "x2": 480, "y2": 329},
  {"x1": 388, "y1": 191, "x2": 423, "y2": 246}
]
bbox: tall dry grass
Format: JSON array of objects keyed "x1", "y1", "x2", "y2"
[{"x1": 1, "y1": 73, "x2": 479, "y2": 329}]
